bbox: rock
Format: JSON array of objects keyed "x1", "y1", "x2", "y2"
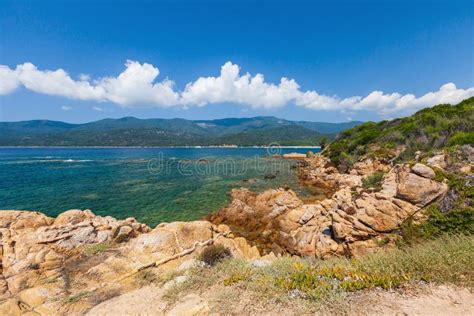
[
  {"x1": 283, "y1": 153, "x2": 307, "y2": 160},
  {"x1": 18, "y1": 287, "x2": 53, "y2": 307},
  {"x1": 163, "y1": 275, "x2": 188, "y2": 290},
  {"x1": 411, "y1": 163, "x2": 435, "y2": 179},
  {"x1": 53, "y1": 209, "x2": 93, "y2": 226},
  {"x1": 167, "y1": 294, "x2": 209, "y2": 316},
  {"x1": 415, "y1": 151, "x2": 422, "y2": 161},
  {"x1": 459, "y1": 165, "x2": 472, "y2": 174},
  {"x1": 288, "y1": 289, "x2": 308, "y2": 299},
  {"x1": 396, "y1": 166, "x2": 448, "y2": 206},
  {"x1": 0, "y1": 209, "x2": 150, "y2": 302},
  {"x1": 0, "y1": 299, "x2": 22, "y2": 316},
  {"x1": 264, "y1": 172, "x2": 277, "y2": 179},
  {"x1": 86, "y1": 285, "x2": 166, "y2": 315},
  {"x1": 115, "y1": 225, "x2": 133, "y2": 242},
  {"x1": 427, "y1": 154, "x2": 447, "y2": 169},
  {"x1": 241, "y1": 178, "x2": 257, "y2": 184},
  {"x1": 250, "y1": 259, "x2": 272, "y2": 268}
]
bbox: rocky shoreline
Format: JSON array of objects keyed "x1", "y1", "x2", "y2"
[
  {"x1": 0, "y1": 149, "x2": 470, "y2": 314},
  {"x1": 207, "y1": 154, "x2": 449, "y2": 258}
]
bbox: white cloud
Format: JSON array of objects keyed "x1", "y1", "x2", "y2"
[
  {"x1": 298, "y1": 82, "x2": 474, "y2": 115},
  {"x1": 0, "y1": 60, "x2": 473, "y2": 117},
  {"x1": 0, "y1": 65, "x2": 20, "y2": 95},
  {"x1": 98, "y1": 60, "x2": 179, "y2": 107},
  {"x1": 61, "y1": 105, "x2": 72, "y2": 111},
  {"x1": 180, "y1": 62, "x2": 300, "y2": 109},
  {"x1": 15, "y1": 63, "x2": 107, "y2": 101},
  {"x1": 92, "y1": 106, "x2": 104, "y2": 112}
]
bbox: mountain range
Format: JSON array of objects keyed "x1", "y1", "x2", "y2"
[{"x1": 0, "y1": 116, "x2": 362, "y2": 146}]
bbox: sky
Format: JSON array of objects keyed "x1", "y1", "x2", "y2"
[{"x1": 0, "y1": 0, "x2": 473, "y2": 123}]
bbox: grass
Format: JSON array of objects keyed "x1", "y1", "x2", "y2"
[
  {"x1": 164, "y1": 234, "x2": 474, "y2": 313},
  {"x1": 134, "y1": 270, "x2": 158, "y2": 287},
  {"x1": 199, "y1": 244, "x2": 232, "y2": 266},
  {"x1": 84, "y1": 242, "x2": 110, "y2": 256},
  {"x1": 362, "y1": 171, "x2": 385, "y2": 190},
  {"x1": 65, "y1": 291, "x2": 91, "y2": 304}
]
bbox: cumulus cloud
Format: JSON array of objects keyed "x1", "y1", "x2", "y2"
[
  {"x1": 0, "y1": 65, "x2": 20, "y2": 95},
  {"x1": 180, "y1": 62, "x2": 301, "y2": 109},
  {"x1": 0, "y1": 60, "x2": 473, "y2": 117},
  {"x1": 92, "y1": 106, "x2": 104, "y2": 112},
  {"x1": 61, "y1": 105, "x2": 72, "y2": 111}
]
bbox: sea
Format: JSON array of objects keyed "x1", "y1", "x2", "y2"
[{"x1": 0, "y1": 147, "x2": 320, "y2": 227}]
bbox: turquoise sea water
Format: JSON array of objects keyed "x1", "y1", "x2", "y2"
[{"x1": 0, "y1": 147, "x2": 319, "y2": 227}]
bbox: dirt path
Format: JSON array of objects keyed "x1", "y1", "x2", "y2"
[
  {"x1": 356, "y1": 285, "x2": 473, "y2": 315},
  {"x1": 86, "y1": 284, "x2": 473, "y2": 315}
]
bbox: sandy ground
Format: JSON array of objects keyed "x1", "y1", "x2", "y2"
[
  {"x1": 358, "y1": 285, "x2": 473, "y2": 316},
  {"x1": 86, "y1": 284, "x2": 473, "y2": 315}
]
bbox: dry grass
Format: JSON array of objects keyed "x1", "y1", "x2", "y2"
[{"x1": 164, "y1": 234, "x2": 473, "y2": 314}]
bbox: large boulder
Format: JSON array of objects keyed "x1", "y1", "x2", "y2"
[
  {"x1": 396, "y1": 166, "x2": 448, "y2": 206},
  {"x1": 0, "y1": 209, "x2": 150, "y2": 300},
  {"x1": 411, "y1": 163, "x2": 436, "y2": 179}
]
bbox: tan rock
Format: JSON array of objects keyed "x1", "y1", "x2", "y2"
[
  {"x1": 168, "y1": 294, "x2": 209, "y2": 316},
  {"x1": 427, "y1": 154, "x2": 447, "y2": 169},
  {"x1": 411, "y1": 163, "x2": 436, "y2": 179},
  {"x1": 0, "y1": 298, "x2": 22, "y2": 316},
  {"x1": 53, "y1": 209, "x2": 93, "y2": 226},
  {"x1": 396, "y1": 167, "x2": 448, "y2": 206},
  {"x1": 18, "y1": 287, "x2": 52, "y2": 307}
]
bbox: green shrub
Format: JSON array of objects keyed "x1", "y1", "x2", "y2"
[
  {"x1": 135, "y1": 270, "x2": 157, "y2": 287},
  {"x1": 403, "y1": 206, "x2": 474, "y2": 241},
  {"x1": 448, "y1": 131, "x2": 474, "y2": 146},
  {"x1": 362, "y1": 171, "x2": 385, "y2": 190},
  {"x1": 275, "y1": 234, "x2": 473, "y2": 298},
  {"x1": 325, "y1": 97, "x2": 474, "y2": 166},
  {"x1": 200, "y1": 244, "x2": 232, "y2": 266},
  {"x1": 84, "y1": 242, "x2": 109, "y2": 256}
]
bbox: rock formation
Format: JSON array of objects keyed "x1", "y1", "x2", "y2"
[
  {"x1": 208, "y1": 155, "x2": 448, "y2": 258},
  {"x1": 0, "y1": 210, "x2": 260, "y2": 314},
  {"x1": 0, "y1": 150, "x2": 463, "y2": 314}
]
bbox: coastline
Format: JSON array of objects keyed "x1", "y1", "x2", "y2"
[{"x1": 0, "y1": 146, "x2": 321, "y2": 149}]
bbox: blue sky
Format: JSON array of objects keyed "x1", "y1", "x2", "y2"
[{"x1": 0, "y1": 0, "x2": 473, "y2": 123}]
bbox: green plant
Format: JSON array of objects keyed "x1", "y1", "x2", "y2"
[
  {"x1": 362, "y1": 171, "x2": 385, "y2": 190},
  {"x1": 135, "y1": 270, "x2": 157, "y2": 287},
  {"x1": 65, "y1": 291, "x2": 90, "y2": 304},
  {"x1": 223, "y1": 271, "x2": 250, "y2": 286},
  {"x1": 199, "y1": 244, "x2": 232, "y2": 266},
  {"x1": 448, "y1": 131, "x2": 474, "y2": 146},
  {"x1": 84, "y1": 242, "x2": 110, "y2": 256},
  {"x1": 325, "y1": 97, "x2": 474, "y2": 167}
]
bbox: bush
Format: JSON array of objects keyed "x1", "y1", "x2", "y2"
[
  {"x1": 325, "y1": 97, "x2": 474, "y2": 166},
  {"x1": 84, "y1": 242, "x2": 109, "y2": 256},
  {"x1": 275, "y1": 234, "x2": 473, "y2": 297},
  {"x1": 135, "y1": 270, "x2": 157, "y2": 287},
  {"x1": 402, "y1": 206, "x2": 474, "y2": 242},
  {"x1": 200, "y1": 244, "x2": 232, "y2": 266},
  {"x1": 362, "y1": 171, "x2": 385, "y2": 190},
  {"x1": 448, "y1": 131, "x2": 474, "y2": 146}
]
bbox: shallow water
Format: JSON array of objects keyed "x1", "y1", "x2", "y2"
[{"x1": 0, "y1": 147, "x2": 319, "y2": 227}]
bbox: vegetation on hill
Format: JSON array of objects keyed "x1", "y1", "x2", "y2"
[
  {"x1": 325, "y1": 97, "x2": 474, "y2": 168},
  {"x1": 0, "y1": 116, "x2": 356, "y2": 146},
  {"x1": 323, "y1": 97, "x2": 474, "y2": 242}
]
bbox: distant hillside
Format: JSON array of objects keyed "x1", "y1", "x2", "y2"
[
  {"x1": 0, "y1": 116, "x2": 361, "y2": 146},
  {"x1": 325, "y1": 97, "x2": 474, "y2": 170}
]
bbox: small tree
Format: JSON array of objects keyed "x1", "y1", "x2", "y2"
[{"x1": 319, "y1": 137, "x2": 327, "y2": 150}]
